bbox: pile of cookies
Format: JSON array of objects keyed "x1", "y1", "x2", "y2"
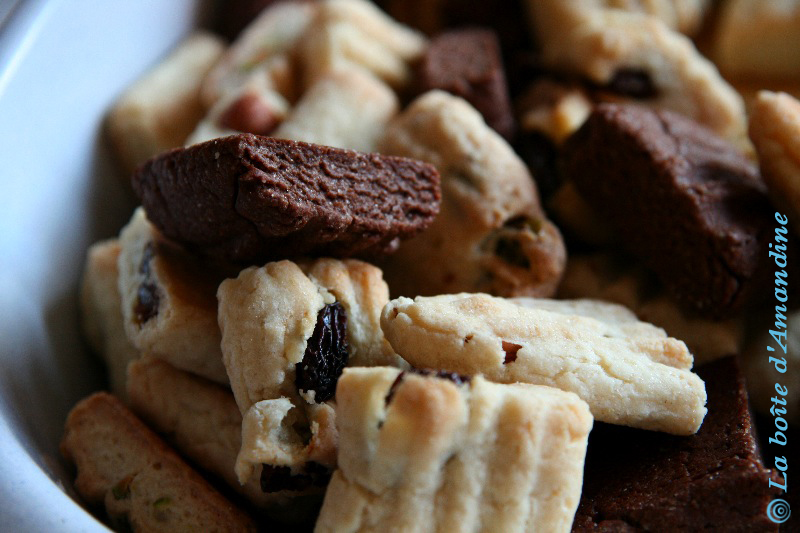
[{"x1": 65, "y1": 0, "x2": 799, "y2": 531}]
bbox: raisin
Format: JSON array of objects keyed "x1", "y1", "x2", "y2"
[
  {"x1": 260, "y1": 462, "x2": 330, "y2": 493},
  {"x1": 385, "y1": 368, "x2": 471, "y2": 405},
  {"x1": 605, "y1": 68, "x2": 657, "y2": 99},
  {"x1": 495, "y1": 236, "x2": 531, "y2": 269},
  {"x1": 502, "y1": 341, "x2": 522, "y2": 364},
  {"x1": 134, "y1": 242, "x2": 159, "y2": 324},
  {"x1": 295, "y1": 302, "x2": 348, "y2": 403}
]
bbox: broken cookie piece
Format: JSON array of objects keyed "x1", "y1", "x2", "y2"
[
  {"x1": 562, "y1": 103, "x2": 772, "y2": 318},
  {"x1": 573, "y1": 357, "x2": 780, "y2": 531},
  {"x1": 61, "y1": 392, "x2": 256, "y2": 533},
  {"x1": 133, "y1": 134, "x2": 441, "y2": 264},
  {"x1": 117, "y1": 208, "x2": 230, "y2": 384},
  {"x1": 217, "y1": 259, "x2": 405, "y2": 485},
  {"x1": 413, "y1": 28, "x2": 515, "y2": 140},
  {"x1": 381, "y1": 293, "x2": 707, "y2": 435},
  {"x1": 315, "y1": 367, "x2": 593, "y2": 533}
]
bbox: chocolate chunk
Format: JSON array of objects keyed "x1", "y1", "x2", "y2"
[
  {"x1": 133, "y1": 134, "x2": 441, "y2": 264},
  {"x1": 414, "y1": 28, "x2": 515, "y2": 139},
  {"x1": 561, "y1": 103, "x2": 771, "y2": 317},
  {"x1": 295, "y1": 302, "x2": 348, "y2": 404},
  {"x1": 572, "y1": 357, "x2": 779, "y2": 532}
]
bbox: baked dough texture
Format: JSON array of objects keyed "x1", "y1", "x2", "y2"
[
  {"x1": 381, "y1": 293, "x2": 707, "y2": 435},
  {"x1": 315, "y1": 367, "x2": 593, "y2": 533}
]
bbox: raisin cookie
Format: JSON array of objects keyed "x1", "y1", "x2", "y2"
[
  {"x1": 378, "y1": 90, "x2": 566, "y2": 298},
  {"x1": 80, "y1": 239, "x2": 140, "y2": 402},
  {"x1": 117, "y1": 208, "x2": 229, "y2": 384},
  {"x1": 315, "y1": 367, "x2": 593, "y2": 533},
  {"x1": 381, "y1": 293, "x2": 707, "y2": 435},
  {"x1": 133, "y1": 134, "x2": 441, "y2": 264},
  {"x1": 525, "y1": 1, "x2": 747, "y2": 141},
  {"x1": 217, "y1": 258, "x2": 405, "y2": 484},
  {"x1": 749, "y1": 91, "x2": 800, "y2": 234},
  {"x1": 61, "y1": 392, "x2": 256, "y2": 532}
]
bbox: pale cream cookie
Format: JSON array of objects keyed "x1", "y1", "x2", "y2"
[
  {"x1": 117, "y1": 208, "x2": 229, "y2": 384},
  {"x1": 296, "y1": 0, "x2": 427, "y2": 92},
  {"x1": 558, "y1": 254, "x2": 745, "y2": 364},
  {"x1": 80, "y1": 239, "x2": 140, "y2": 402},
  {"x1": 126, "y1": 357, "x2": 324, "y2": 520},
  {"x1": 525, "y1": 1, "x2": 747, "y2": 141},
  {"x1": 711, "y1": 0, "x2": 800, "y2": 80},
  {"x1": 315, "y1": 367, "x2": 593, "y2": 533},
  {"x1": 61, "y1": 392, "x2": 256, "y2": 532},
  {"x1": 273, "y1": 67, "x2": 398, "y2": 153},
  {"x1": 381, "y1": 293, "x2": 707, "y2": 435},
  {"x1": 217, "y1": 259, "x2": 403, "y2": 484},
  {"x1": 749, "y1": 91, "x2": 800, "y2": 235},
  {"x1": 106, "y1": 32, "x2": 225, "y2": 175},
  {"x1": 378, "y1": 90, "x2": 566, "y2": 298}
]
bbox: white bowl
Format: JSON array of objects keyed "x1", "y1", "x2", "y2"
[{"x1": 0, "y1": 1, "x2": 207, "y2": 529}]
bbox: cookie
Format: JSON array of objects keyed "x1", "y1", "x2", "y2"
[
  {"x1": 273, "y1": 67, "x2": 399, "y2": 152},
  {"x1": 749, "y1": 91, "x2": 800, "y2": 234},
  {"x1": 217, "y1": 259, "x2": 404, "y2": 484},
  {"x1": 201, "y1": 1, "x2": 316, "y2": 107},
  {"x1": 413, "y1": 28, "x2": 515, "y2": 140},
  {"x1": 573, "y1": 357, "x2": 780, "y2": 531},
  {"x1": 558, "y1": 254, "x2": 746, "y2": 364},
  {"x1": 80, "y1": 239, "x2": 140, "y2": 401},
  {"x1": 106, "y1": 32, "x2": 225, "y2": 175},
  {"x1": 117, "y1": 208, "x2": 230, "y2": 384},
  {"x1": 710, "y1": 0, "x2": 800, "y2": 80},
  {"x1": 562, "y1": 103, "x2": 772, "y2": 317},
  {"x1": 61, "y1": 392, "x2": 256, "y2": 532},
  {"x1": 381, "y1": 293, "x2": 707, "y2": 435},
  {"x1": 524, "y1": 1, "x2": 747, "y2": 141},
  {"x1": 296, "y1": 0, "x2": 427, "y2": 91},
  {"x1": 126, "y1": 357, "x2": 323, "y2": 521},
  {"x1": 133, "y1": 134, "x2": 441, "y2": 264},
  {"x1": 315, "y1": 367, "x2": 593, "y2": 533},
  {"x1": 378, "y1": 90, "x2": 566, "y2": 298}
]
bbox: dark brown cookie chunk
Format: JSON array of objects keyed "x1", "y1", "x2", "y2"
[
  {"x1": 414, "y1": 28, "x2": 515, "y2": 140},
  {"x1": 561, "y1": 103, "x2": 772, "y2": 317},
  {"x1": 133, "y1": 134, "x2": 441, "y2": 264},
  {"x1": 572, "y1": 357, "x2": 779, "y2": 532}
]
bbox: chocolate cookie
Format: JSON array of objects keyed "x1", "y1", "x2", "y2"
[
  {"x1": 562, "y1": 103, "x2": 772, "y2": 317},
  {"x1": 133, "y1": 134, "x2": 441, "y2": 264},
  {"x1": 413, "y1": 28, "x2": 515, "y2": 139},
  {"x1": 572, "y1": 356, "x2": 780, "y2": 532}
]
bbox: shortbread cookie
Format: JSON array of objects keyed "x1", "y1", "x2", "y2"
[
  {"x1": 741, "y1": 312, "x2": 799, "y2": 423},
  {"x1": 201, "y1": 1, "x2": 316, "y2": 107},
  {"x1": 297, "y1": 0, "x2": 427, "y2": 91},
  {"x1": 315, "y1": 367, "x2": 592, "y2": 533},
  {"x1": 525, "y1": 1, "x2": 746, "y2": 141},
  {"x1": 562, "y1": 103, "x2": 772, "y2": 317},
  {"x1": 413, "y1": 28, "x2": 514, "y2": 140},
  {"x1": 61, "y1": 392, "x2": 256, "y2": 532},
  {"x1": 273, "y1": 67, "x2": 399, "y2": 152},
  {"x1": 107, "y1": 32, "x2": 225, "y2": 175},
  {"x1": 117, "y1": 208, "x2": 229, "y2": 384},
  {"x1": 378, "y1": 91, "x2": 566, "y2": 298},
  {"x1": 711, "y1": 0, "x2": 800, "y2": 80},
  {"x1": 381, "y1": 293, "x2": 707, "y2": 434},
  {"x1": 80, "y1": 239, "x2": 140, "y2": 401},
  {"x1": 749, "y1": 91, "x2": 800, "y2": 234},
  {"x1": 133, "y1": 134, "x2": 441, "y2": 264},
  {"x1": 573, "y1": 357, "x2": 780, "y2": 531},
  {"x1": 217, "y1": 259, "x2": 404, "y2": 484},
  {"x1": 126, "y1": 357, "x2": 324, "y2": 520},
  {"x1": 558, "y1": 254, "x2": 745, "y2": 364}
]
